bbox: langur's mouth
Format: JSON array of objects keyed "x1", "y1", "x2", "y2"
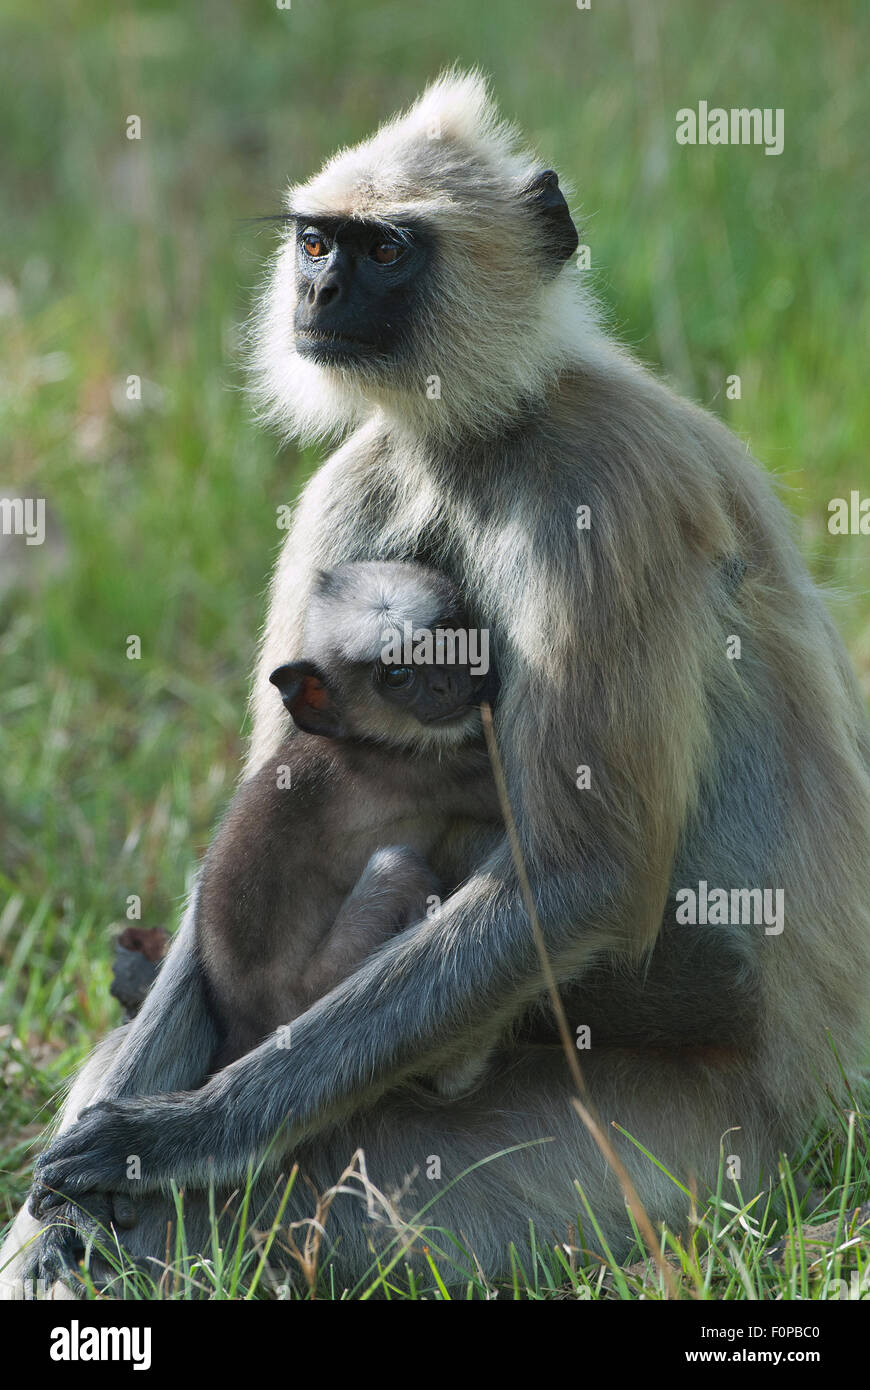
[
  {"x1": 425, "y1": 706, "x2": 475, "y2": 725},
  {"x1": 295, "y1": 330, "x2": 380, "y2": 359}
]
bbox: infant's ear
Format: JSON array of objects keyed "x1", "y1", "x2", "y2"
[{"x1": 269, "y1": 661, "x2": 345, "y2": 738}]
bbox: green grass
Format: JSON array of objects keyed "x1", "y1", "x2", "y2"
[
  {"x1": 13, "y1": 1122, "x2": 870, "y2": 1300},
  {"x1": 1, "y1": 0, "x2": 869, "y2": 1296}
]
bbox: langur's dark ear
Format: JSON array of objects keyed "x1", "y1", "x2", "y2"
[
  {"x1": 522, "y1": 169, "x2": 579, "y2": 265},
  {"x1": 269, "y1": 661, "x2": 345, "y2": 738}
]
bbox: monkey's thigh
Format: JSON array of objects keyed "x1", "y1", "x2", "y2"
[
  {"x1": 280, "y1": 1042, "x2": 774, "y2": 1281},
  {"x1": 113, "y1": 1042, "x2": 772, "y2": 1289}
]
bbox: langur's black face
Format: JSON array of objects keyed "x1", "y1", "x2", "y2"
[
  {"x1": 373, "y1": 658, "x2": 489, "y2": 726},
  {"x1": 293, "y1": 217, "x2": 430, "y2": 366}
]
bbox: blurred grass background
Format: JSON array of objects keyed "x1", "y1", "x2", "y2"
[{"x1": 1, "y1": 0, "x2": 868, "y2": 1224}]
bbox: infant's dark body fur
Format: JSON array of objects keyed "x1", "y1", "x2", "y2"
[{"x1": 198, "y1": 735, "x2": 500, "y2": 1066}]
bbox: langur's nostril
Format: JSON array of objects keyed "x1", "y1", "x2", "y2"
[
  {"x1": 314, "y1": 280, "x2": 340, "y2": 308},
  {"x1": 431, "y1": 672, "x2": 455, "y2": 698}
]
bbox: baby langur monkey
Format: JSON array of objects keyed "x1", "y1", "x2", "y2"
[{"x1": 195, "y1": 560, "x2": 501, "y2": 1096}]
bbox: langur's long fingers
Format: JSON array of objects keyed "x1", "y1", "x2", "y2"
[
  {"x1": 30, "y1": 1187, "x2": 68, "y2": 1218},
  {"x1": 38, "y1": 1217, "x2": 86, "y2": 1288},
  {"x1": 32, "y1": 1167, "x2": 92, "y2": 1209},
  {"x1": 28, "y1": 1179, "x2": 63, "y2": 1217},
  {"x1": 27, "y1": 1185, "x2": 46, "y2": 1218}
]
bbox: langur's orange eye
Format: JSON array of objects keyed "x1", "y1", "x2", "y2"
[
  {"x1": 371, "y1": 240, "x2": 403, "y2": 265},
  {"x1": 302, "y1": 233, "x2": 328, "y2": 259}
]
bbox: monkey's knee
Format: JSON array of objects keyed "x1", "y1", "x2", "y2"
[
  {"x1": 0, "y1": 1206, "x2": 42, "y2": 1300},
  {"x1": 363, "y1": 845, "x2": 440, "y2": 902},
  {"x1": 430, "y1": 1051, "x2": 492, "y2": 1099},
  {"x1": 57, "y1": 1025, "x2": 129, "y2": 1131},
  {"x1": 360, "y1": 844, "x2": 431, "y2": 881},
  {"x1": 0, "y1": 1205, "x2": 79, "y2": 1300}
]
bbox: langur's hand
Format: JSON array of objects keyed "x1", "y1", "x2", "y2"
[
  {"x1": 30, "y1": 1101, "x2": 174, "y2": 1214},
  {"x1": 35, "y1": 1192, "x2": 138, "y2": 1291}
]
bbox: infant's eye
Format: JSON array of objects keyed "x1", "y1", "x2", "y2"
[
  {"x1": 371, "y1": 239, "x2": 404, "y2": 265},
  {"x1": 302, "y1": 232, "x2": 329, "y2": 259},
  {"x1": 383, "y1": 665, "x2": 414, "y2": 688}
]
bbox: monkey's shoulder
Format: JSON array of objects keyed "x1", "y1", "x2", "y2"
[
  {"x1": 214, "y1": 734, "x2": 443, "y2": 832},
  {"x1": 196, "y1": 740, "x2": 344, "y2": 932},
  {"x1": 225, "y1": 736, "x2": 351, "y2": 825}
]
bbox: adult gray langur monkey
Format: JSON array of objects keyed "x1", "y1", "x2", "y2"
[{"x1": 4, "y1": 69, "x2": 870, "y2": 1294}]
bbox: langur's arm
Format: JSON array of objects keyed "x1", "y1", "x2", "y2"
[
  {"x1": 93, "y1": 890, "x2": 219, "y2": 1101},
  {"x1": 303, "y1": 845, "x2": 440, "y2": 1001},
  {"x1": 32, "y1": 843, "x2": 620, "y2": 1203},
  {"x1": 28, "y1": 892, "x2": 218, "y2": 1228}
]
